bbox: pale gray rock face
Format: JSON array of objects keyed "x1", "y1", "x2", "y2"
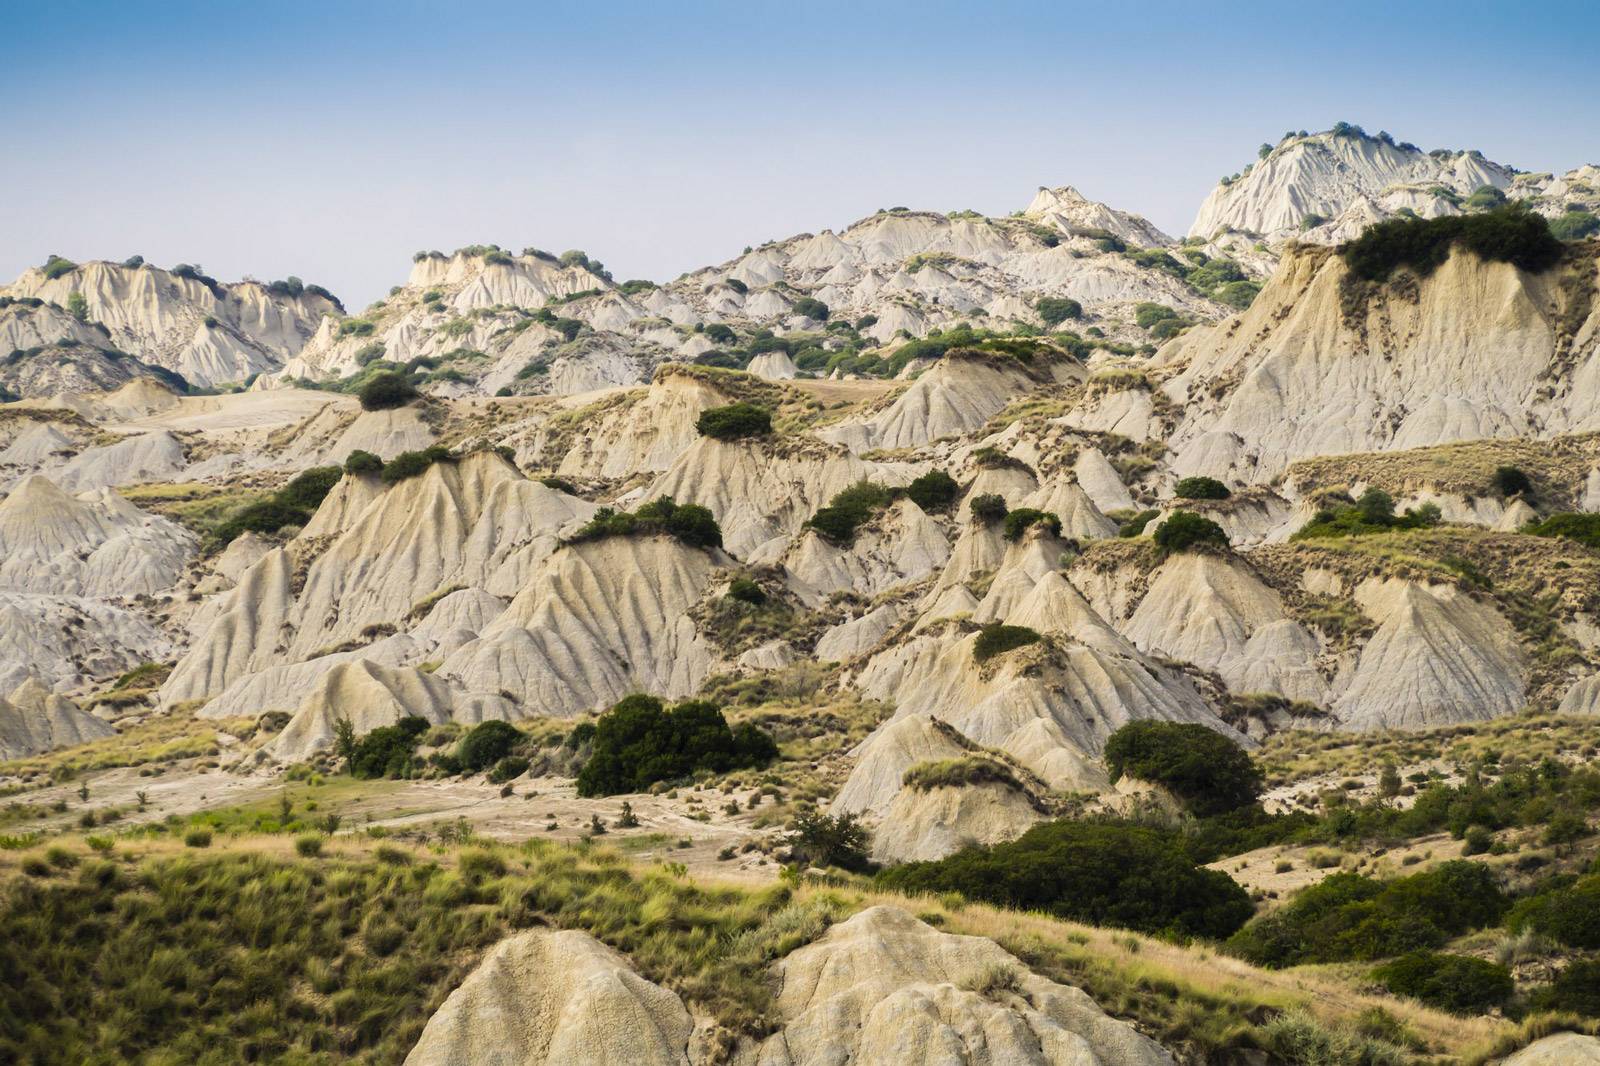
[
  {"x1": 404, "y1": 928, "x2": 693, "y2": 1066},
  {"x1": 0, "y1": 475, "x2": 194, "y2": 597},
  {"x1": 757, "y1": 906, "x2": 1174, "y2": 1066},
  {"x1": 0, "y1": 591, "x2": 169, "y2": 693},
  {"x1": 4, "y1": 261, "x2": 336, "y2": 387},
  {"x1": 1501, "y1": 1033, "x2": 1600, "y2": 1066},
  {"x1": 0, "y1": 678, "x2": 114, "y2": 760}
]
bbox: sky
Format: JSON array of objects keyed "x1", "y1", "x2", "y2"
[{"x1": 3, "y1": 0, "x2": 1597, "y2": 310}]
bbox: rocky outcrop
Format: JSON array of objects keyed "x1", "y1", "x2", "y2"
[
  {"x1": 0, "y1": 678, "x2": 114, "y2": 760},
  {"x1": 404, "y1": 928, "x2": 693, "y2": 1066},
  {"x1": 0, "y1": 475, "x2": 194, "y2": 597},
  {"x1": 1501, "y1": 1033, "x2": 1600, "y2": 1065},
  {"x1": 761, "y1": 906, "x2": 1174, "y2": 1066},
  {"x1": 0, "y1": 591, "x2": 168, "y2": 693}
]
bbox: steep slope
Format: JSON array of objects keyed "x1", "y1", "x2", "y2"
[
  {"x1": 0, "y1": 678, "x2": 114, "y2": 760},
  {"x1": 4, "y1": 260, "x2": 338, "y2": 386},
  {"x1": 1160, "y1": 243, "x2": 1600, "y2": 483},
  {"x1": 0, "y1": 475, "x2": 194, "y2": 596}
]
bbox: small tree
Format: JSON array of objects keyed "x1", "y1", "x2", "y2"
[
  {"x1": 1035, "y1": 297, "x2": 1083, "y2": 326},
  {"x1": 786, "y1": 810, "x2": 869, "y2": 871},
  {"x1": 696, "y1": 402, "x2": 772, "y2": 440},
  {"x1": 1154, "y1": 511, "x2": 1228, "y2": 555},
  {"x1": 334, "y1": 717, "x2": 357, "y2": 761},
  {"x1": 1174, "y1": 476, "x2": 1231, "y2": 500},
  {"x1": 1492, "y1": 466, "x2": 1533, "y2": 499},
  {"x1": 969, "y1": 493, "x2": 1008, "y2": 524},
  {"x1": 1379, "y1": 762, "x2": 1402, "y2": 799},
  {"x1": 1104, "y1": 720, "x2": 1262, "y2": 816},
  {"x1": 1356, "y1": 487, "x2": 1396, "y2": 525},
  {"x1": 358, "y1": 371, "x2": 419, "y2": 411},
  {"x1": 344, "y1": 450, "x2": 383, "y2": 476},
  {"x1": 906, "y1": 470, "x2": 959, "y2": 512}
]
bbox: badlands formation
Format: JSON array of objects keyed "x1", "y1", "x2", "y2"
[{"x1": 6, "y1": 125, "x2": 1600, "y2": 1065}]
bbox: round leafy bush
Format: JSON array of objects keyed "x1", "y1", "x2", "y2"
[
  {"x1": 1492, "y1": 465, "x2": 1533, "y2": 498},
  {"x1": 1035, "y1": 297, "x2": 1083, "y2": 326},
  {"x1": 878, "y1": 820, "x2": 1253, "y2": 939},
  {"x1": 703, "y1": 323, "x2": 736, "y2": 344},
  {"x1": 348, "y1": 716, "x2": 430, "y2": 779},
  {"x1": 380, "y1": 445, "x2": 453, "y2": 483},
  {"x1": 458, "y1": 720, "x2": 521, "y2": 773},
  {"x1": 973, "y1": 623, "x2": 1041, "y2": 663},
  {"x1": 806, "y1": 481, "x2": 894, "y2": 544},
  {"x1": 1104, "y1": 721, "x2": 1262, "y2": 817},
  {"x1": 1174, "y1": 476, "x2": 1231, "y2": 500},
  {"x1": 726, "y1": 577, "x2": 767, "y2": 605},
  {"x1": 1507, "y1": 874, "x2": 1600, "y2": 948},
  {"x1": 906, "y1": 470, "x2": 959, "y2": 512},
  {"x1": 358, "y1": 371, "x2": 419, "y2": 411},
  {"x1": 696, "y1": 402, "x2": 772, "y2": 440},
  {"x1": 1001, "y1": 508, "x2": 1061, "y2": 542},
  {"x1": 1373, "y1": 953, "x2": 1512, "y2": 1014},
  {"x1": 1532, "y1": 958, "x2": 1600, "y2": 1015},
  {"x1": 344, "y1": 450, "x2": 383, "y2": 476},
  {"x1": 791, "y1": 297, "x2": 829, "y2": 321},
  {"x1": 1154, "y1": 511, "x2": 1228, "y2": 554},
  {"x1": 786, "y1": 810, "x2": 868, "y2": 871},
  {"x1": 276, "y1": 466, "x2": 342, "y2": 511},
  {"x1": 576, "y1": 694, "x2": 777, "y2": 797},
  {"x1": 969, "y1": 493, "x2": 1008, "y2": 523},
  {"x1": 212, "y1": 499, "x2": 311, "y2": 545},
  {"x1": 487, "y1": 756, "x2": 530, "y2": 784}
]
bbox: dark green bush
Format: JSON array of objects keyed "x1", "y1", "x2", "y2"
[
  {"x1": 212, "y1": 499, "x2": 312, "y2": 545},
  {"x1": 696, "y1": 402, "x2": 772, "y2": 440},
  {"x1": 973, "y1": 624, "x2": 1041, "y2": 663},
  {"x1": 358, "y1": 371, "x2": 419, "y2": 410},
  {"x1": 1341, "y1": 206, "x2": 1563, "y2": 282},
  {"x1": 1492, "y1": 465, "x2": 1533, "y2": 498},
  {"x1": 905, "y1": 470, "x2": 959, "y2": 512},
  {"x1": 791, "y1": 297, "x2": 829, "y2": 321},
  {"x1": 1174, "y1": 476, "x2": 1231, "y2": 500},
  {"x1": 1035, "y1": 297, "x2": 1083, "y2": 326},
  {"x1": 1104, "y1": 721, "x2": 1261, "y2": 817},
  {"x1": 786, "y1": 810, "x2": 869, "y2": 871},
  {"x1": 703, "y1": 323, "x2": 736, "y2": 344},
  {"x1": 458, "y1": 720, "x2": 521, "y2": 772},
  {"x1": 487, "y1": 756, "x2": 529, "y2": 784},
  {"x1": 969, "y1": 493, "x2": 1008, "y2": 523},
  {"x1": 1154, "y1": 511, "x2": 1228, "y2": 554},
  {"x1": 806, "y1": 481, "x2": 896, "y2": 544},
  {"x1": 276, "y1": 466, "x2": 342, "y2": 511},
  {"x1": 1525, "y1": 512, "x2": 1600, "y2": 550},
  {"x1": 1531, "y1": 958, "x2": 1600, "y2": 1015},
  {"x1": 1227, "y1": 861, "x2": 1507, "y2": 967},
  {"x1": 1135, "y1": 303, "x2": 1181, "y2": 329},
  {"x1": 1001, "y1": 508, "x2": 1061, "y2": 542},
  {"x1": 381, "y1": 445, "x2": 453, "y2": 483},
  {"x1": 576, "y1": 694, "x2": 777, "y2": 797},
  {"x1": 726, "y1": 577, "x2": 767, "y2": 605},
  {"x1": 568, "y1": 498, "x2": 722, "y2": 550},
  {"x1": 41, "y1": 255, "x2": 76, "y2": 280},
  {"x1": 1372, "y1": 953, "x2": 1512, "y2": 1014},
  {"x1": 878, "y1": 820, "x2": 1253, "y2": 939},
  {"x1": 349, "y1": 716, "x2": 430, "y2": 779},
  {"x1": 344, "y1": 450, "x2": 383, "y2": 476},
  {"x1": 1507, "y1": 874, "x2": 1600, "y2": 948},
  {"x1": 1118, "y1": 509, "x2": 1160, "y2": 537}
]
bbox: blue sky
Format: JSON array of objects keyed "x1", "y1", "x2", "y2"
[{"x1": 3, "y1": 0, "x2": 1596, "y2": 308}]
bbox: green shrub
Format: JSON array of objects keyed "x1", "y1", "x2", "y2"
[
  {"x1": 1118, "y1": 509, "x2": 1160, "y2": 537},
  {"x1": 704, "y1": 323, "x2": 736, "y2": 344},
  {"x1": 878, "y1": 820, "x2": 1252, "y2": 939},
  {"x1": 1135, "y1": 302, "x2": 1181, "y2": 329},
  {"x1": 568, "y1": 498, "x2": 723, "y2": 550},
  {"x1": 576, "y1": 694, "x2": 777, "y2": 797},
  {"x1": 294, "y1": 834, "x2": 324, "y2": 858},
  {"x1": 1154, "y1": 511, "x2": 1228, "y2": 554},
  {"x1": 905, "y1": 470, "x2": 959, "y2": 512},
  {"x1": 1507, "y1": 874, "x2": 1600, "y2": 948},
  {"x1": 1001, "y1": 508, "x2": 1061, "y2": 542},
  {"x1": 1372, "y1": 953, "x2": 1512, "y2": 1014},
  {"x1": 344, "y1": 449, "x2": 383, "y2": 476},
  {"x1": 973, "y1": 624, "x2": 1041, "y2": 663},
  {"x1": 348, "y1": 716, "x2": 430, "y2": 779},
  {"x1": 183, "y1": 828, "x2": 212, "y2": 848},
  {"x1": 1035, "y1": 297, "x2": 1083, "y2": 326},
  {"x1": 1525, "y1": 512, "x2": 1600, "y2": 551},
  {"x1": 488, "y1": 756, "x2": 530, "y2": 784},
  {"x1": 1228, "y1": 861, "x2": 1507, "y2": 967},
  {"x1": 1174, "y1": 476, "x2": 1231, "y2": 500},
  {"x1": 380, "y1": 445, "x2": 453, "y2": 483},
  {"x1": 1492, "y1": 465, "x2": 1533, "y2": 498},
  {"x1": 211, "y1": 499, "x2": 312, "y2": 545},
  {"x1": 358, "y1": 370, "x2": 419, "y2": 410},
  {"x1": 458, "y1": 720, "x2": 521, "y2": 772},
  {"x1": 791, "y1": 297, "x2": 829, "y2": 321},
  {"x1": 903, "y1": 756, "x2": 1023, "y2": 793},
  {"x1": 969, "y1": 493, "x2": 1008, "y2": 523},
  {"x1": 696, "y1": 402, "x2": 772, "y2": 440},
  {"x1": 786, "y1": 810, "x2": 869, "y2": 871},
  {"x1": 1341, "y1": 205, "x2": 1563, "y2": 282},
  {"x1": 1551, "y1": 210, "x2": 1600, "y2": 241},
  {"x1": 276, "y1": 466, "x2": 342, "y2": 511},
  {"x1": 41, "y1": 255, "x2": 76, "y2": 280},
  {"x1": 726, "y1": 577, "x2": 767, "y2": 605},
  {"x1": 1104, "y1": 721, "x2": 1261, "y2": 817},
  {"x1": 806, "y1": 481, "x2": 896, "y2": 545}
]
